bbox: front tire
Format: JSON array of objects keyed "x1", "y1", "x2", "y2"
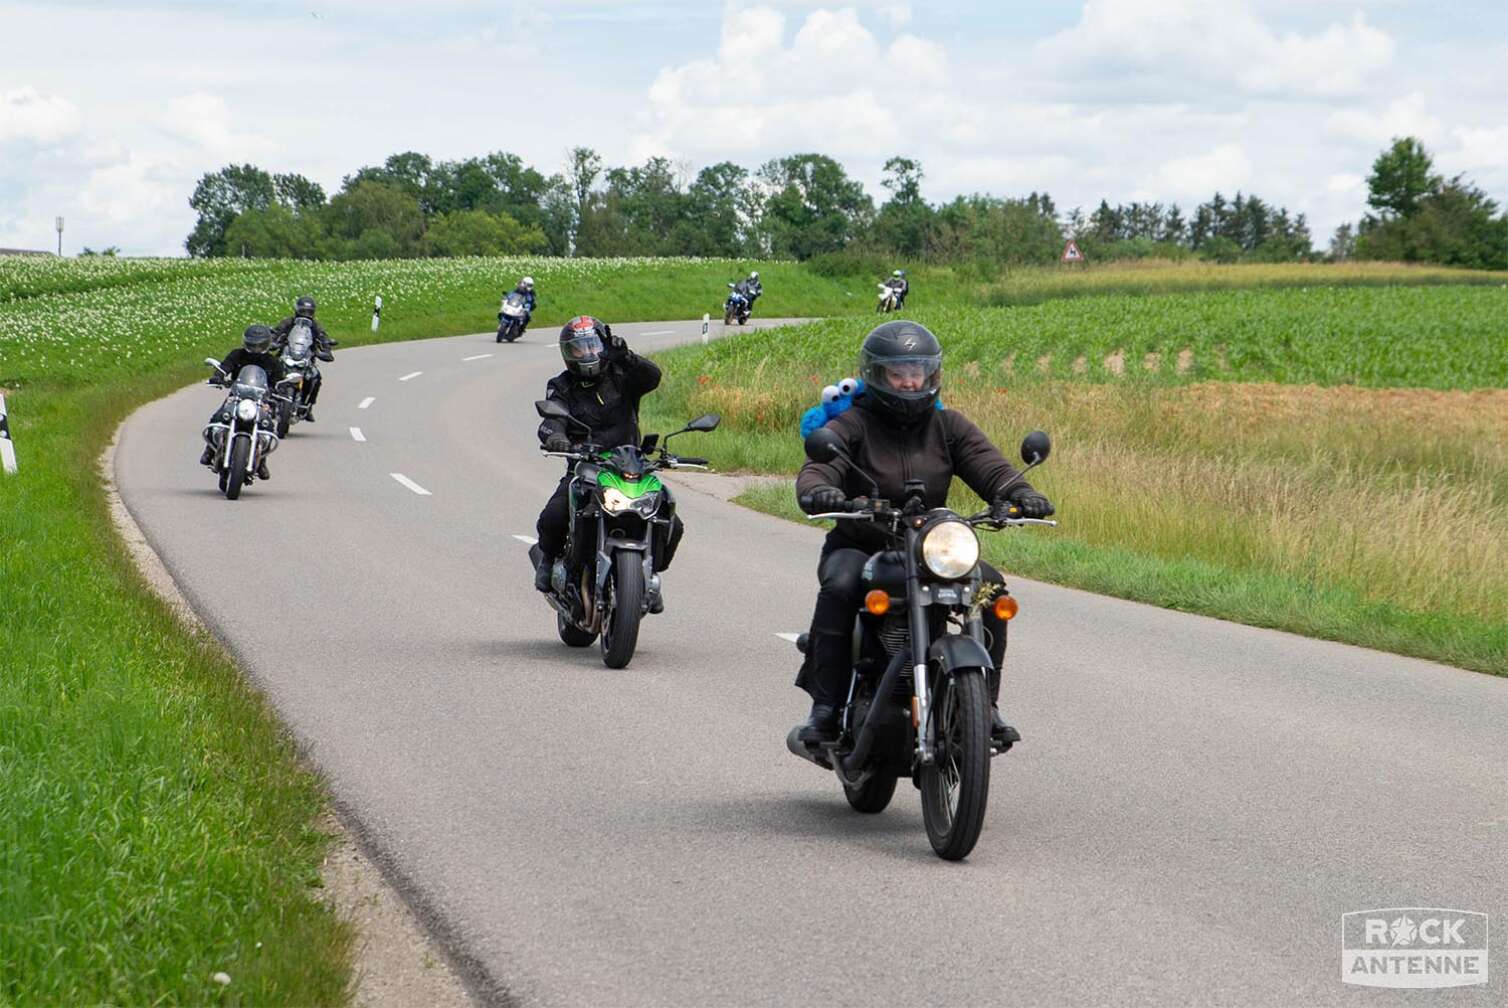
[
  {"x1": 723, "y1": 307, "x2": 734, "y2": 326},
  {"x1": 919, "y1": 670, "x2": 991, "y2": 860},
  {"x1": 225, "y1": 435, "x2": 250, "y2": 500},
  {"x1": 843, "y1": 771, "x2": 898, "y2": 813},
  {"x1": 275, "y1": 406, "x2": 291, "y2": 439},
  {"x1": 600, "y1": 551, "x2": 644, "y2": 669},
  {"x1": 557, "y1": 610, "x2": 597, "y2": 648}
]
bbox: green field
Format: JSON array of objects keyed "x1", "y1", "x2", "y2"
[{"x1": 3, "y1": 256, "x2": 1504, "y2": 1003}]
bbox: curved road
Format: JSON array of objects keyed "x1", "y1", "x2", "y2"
[{"x1": 116, "y1": 319, "x2": 1507, "y2": 1006}]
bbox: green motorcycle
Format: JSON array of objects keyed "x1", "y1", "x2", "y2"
[{"x1": 531, "y1": 399, "x2": 720, "y2": 668}]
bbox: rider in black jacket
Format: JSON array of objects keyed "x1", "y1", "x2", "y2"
[
  {"x1": 270, "y1": 295, "x2": 335, "y2": 421},
  {"x1": 792, "y1": 321, "x2": 1054, "y2": 745},
  {"x1": 534, "y1": 316, "x2": 683, "y2": 594},
  {"x1": 199, "y1": 324, "x2": 286, "y2": 479}
]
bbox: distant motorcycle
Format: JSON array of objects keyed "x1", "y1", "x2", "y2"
[
  {"x1": 786, "y1": 426, "x2": 1057, "y2": 860},
  {"x1": 497, "y1": 292, "x2": 529, "y2": 342},
  {"x1": 202, "y1": 358, "x2": 294, "y2": 500},
  {"x1": 274, "y1": 319, "x2": 331, "y2": 437},
  {"x1": 877, "y1": 283, "x2": 902, "y2": 313},
  {"x1": 529, "y1": 399, "x2": 720, "y2": 669},
  {"x1": 724, "y1": 283, "x2": 752, "y2": 326}
]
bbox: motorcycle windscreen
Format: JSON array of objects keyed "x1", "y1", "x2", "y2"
[
  {"x1": 286, "y1": 326, "x2": 314, "y2": 358},
  {"x1": 234, "y1": 364, "x2": 270, "y2": 392}
]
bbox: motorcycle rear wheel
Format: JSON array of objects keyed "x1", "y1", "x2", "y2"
[
  {"x1": 275, "y1": 406, "x2": 291, "y2": 439},
  {"x1": 600, "y1": 551, "x2": 644, "y2": 669},
  {"x1": 557, "y1": 610, "x2": 597, "y2": 647},
  {"x1": 919, "y1": 670, "x2": 991, "y2": 860},
  {"x1": 225, "y1": 435, "x2": 250, "y2": 500},
  {"x1": 843, "y1": 771, "x2": 899, "y2": 813}
]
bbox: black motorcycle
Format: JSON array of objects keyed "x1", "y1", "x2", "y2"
[
  {"x1": 787, "y1": 427, "x2": 1056, "y2": 860},
  {"x1": 202, "y1": 358, "x2": 295, "y2": 500},
  {"x1": 723, "y1": 283, "x2": 753, "y2": 326},
  {"x1": 528, "y1": 399, "x2": 720, "y2": 668},
  {"x1": 274, "y1": 320, "x2": 334, "y2": 437}
]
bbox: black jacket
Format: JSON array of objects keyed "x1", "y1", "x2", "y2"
[
  {"x1": 536, "y1": 346, "x2": 661, "y2": 451},
  {"x1": 216, "y1": 348, "x2": 286, "y2": 386},
  {"x1": 513, "y1": 286, "x2": 537, "y2": 312},
  {"x1": 795, "y1": 397, "x2": 1032, "y2": 552}
]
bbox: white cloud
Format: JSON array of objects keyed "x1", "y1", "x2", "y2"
[{"x1": 0, "y1": 87, "x2": 81, "y2": 146}]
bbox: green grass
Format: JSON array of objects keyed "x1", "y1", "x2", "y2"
[{"x1": 641, "y1": 286, "x2": 1508, "y2": 676}]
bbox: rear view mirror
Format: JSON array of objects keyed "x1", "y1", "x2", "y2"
[
  {"x1": 204, "y1": 357, "x2": 221, "y2": 368},
  {"x1": 535, "y1": 399, "x2": 571, "y2": 421},
  {"x1": 684, "y1": 413, "x2": 721, "y2": 433},
  {"x1": 1020, "y1": 430, "x2": 1051, "y2": 466},
  {"x1": 804, "y1": 427, "x2": 846, "y2": 464}
]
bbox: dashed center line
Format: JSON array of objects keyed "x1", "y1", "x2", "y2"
[
  {"x1": 358, "y1": 396, "x2": 375, "y2": 409},
  {"x1": 390, "y1": 473, "x2": 432, "y2": 496},
  {"x1": 463, "y1": 353, "x2": 493, "y2": 361},
  {"x1": 642, "y1": 329, "x2": 675, "y2": 336},
  {"x1": 398, "y1": 371, "x2": 423, "y2": 382},
  {"x1": 773, "y1": 632, "x2": 802, "y2": 643},
  {"x1": 512, "y1": 534, "x2": 539, "y2": 545},
  {"x1": 349, "y1": 427, "x2": 366, "y2": 442}
]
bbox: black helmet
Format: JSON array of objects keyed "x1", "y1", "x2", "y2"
[
  {"x1": 559, "y1": 315, "x2": 608, "y2": 379},
  {"x1": 294, "y1": 296, "x2": 316, "y2": 318},
  {"x1": 858, "y1": 320, "x2": 942, "y2": 423},
  {"x1": 243, "y1": 324, "x2": 274, "y2": 353}
]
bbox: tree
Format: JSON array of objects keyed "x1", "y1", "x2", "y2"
[
  {"x1": 79, "y1": 246, "x2": 120, "y2": 256},
  {"x1": 757, "y1": 154, "x2": 873, "y2": 259},
  {"x1": 872, "y1": 156, "x2": 932, "y2": 257},
  {"x1": 186, "y1": 164, "x2": 276, "y2": 257},
  {"x1": 273, "y1": 173, "x2": 326, "y2": 212},
  {"x1": 674, "y1": 161, "x2": 752, "y2": 256},
  {"x1": 1328, "y1": 222, "x2": 1357, "y2": 261},
  {"x1": 324, "y1": 180, "x2": 424, "y2": 257},
  {"x1": 421, "y1": 209, "x2": 548, "y2": 257},
  {"x1": 1357, "y1": 175, "x2": 1508, "y2": 269},
  {"x1": 222, "y1": 205, "x2": 328, "y2": 259},
  {"x1": 1367, "y1": 137, "x2": 1440, "y2": 220}
]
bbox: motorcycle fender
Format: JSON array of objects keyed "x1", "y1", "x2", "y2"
[{"x1": 928, "y1": 634, "x2": 993, "y2": 674}]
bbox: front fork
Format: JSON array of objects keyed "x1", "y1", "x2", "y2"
[{"x1": 904, "y1": 526, "x2": 935, "y2": 765}]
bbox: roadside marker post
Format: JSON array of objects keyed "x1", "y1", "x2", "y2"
[
  {"x1": 371, "y1": 295, "x2": 382, "y2": 332},
  {"x1": 0, "y1": 394, "x2": 17, "y2": 474},
  {"x1": 702, "y1": 313, "x2": 710, "y2": 344}
]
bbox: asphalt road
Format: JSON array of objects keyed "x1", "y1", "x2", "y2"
[{"x1": 116, "y1": 318, "x2": 1507, "y2": 1007}]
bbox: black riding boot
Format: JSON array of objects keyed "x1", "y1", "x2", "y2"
[
  {"x1": 795, "y1": 630, "x2": 849, "y2": 744},
  {"x1": 987, "y1": 667, "x2": 1020, "y2": 747},
  {"x1": 534, "y1": 553, "x2": 555, "y2": 593}
]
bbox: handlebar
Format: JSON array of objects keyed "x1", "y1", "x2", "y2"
[{"x1": 805, "y1": 500, "x2": 1058, "y2": 528}]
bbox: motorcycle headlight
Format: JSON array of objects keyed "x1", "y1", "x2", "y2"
[
  {"x1": 920, "y1": 519, "x2": 980, "y2": 579},
  {"x1": 236, "y1": 399, "x2": 260, "y2": 422},
  {"x1": 600, "y1": 487, "x2": 632, "y2": 514}
]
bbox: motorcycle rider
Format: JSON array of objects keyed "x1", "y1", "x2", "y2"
[
  {"x1": 503, "y1": 276, "x2": 538, "y2": 332},
  {"x1": 742, "y1": 270, "x2": 762, "y2": 306},
  {"x1": 534, "y1": 316, "x2": 683, "y2": 600},
  {"x1": 792, "y1": 320, "x2": 1054, "y2": 745},
  {"x1": 270, "y1": 295, "x2": 335, "y2": 421},
  {"x1": 883, "y1": 269, "x2": 909, "y2": 308},
  {"x1": 199, "y1": 324, "x2": 286, "y2": 480}
]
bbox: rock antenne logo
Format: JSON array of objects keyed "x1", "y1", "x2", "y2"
[{"x1": 1341, "y1": 908, "x2": 1488, "y2": 989}]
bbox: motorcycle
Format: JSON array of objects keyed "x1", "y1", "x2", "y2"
[
  {"x1": 528, "y1": 399, "x2": 720, "y2": 669},
  {"x1": 723, "y1": 283, "x2": 752, "y2": 326},
  {"x1": 786, "y1": 426, "x2": 1056, "y2": 860},
  {"x1": 497, "y1": 291, "x2": 529, "y2": 343},
  {"x1": 202, "y1": 358, "x2": 295, "y2": 500},
  {"x1": 877, "y1": 283, "x2": 903, "y2": 313},
  {"x1": 274, "y1": 320, "x2": 331, "y2": 437}
]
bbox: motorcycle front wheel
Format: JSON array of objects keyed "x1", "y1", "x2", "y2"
[
  {"x1": 919, "y1": 670, "x2": 991, "y2": 860},
  {"x1": 723, "y1": 307, "x2": 734, "y2": 326},
  {"x1": 600, "y1": 550, "x2": 644, "y2": 669},
  {"x1": 225, "y1": 435, "x2": 250, "y2": 500}
]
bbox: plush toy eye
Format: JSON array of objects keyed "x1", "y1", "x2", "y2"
[
  {"x1": 837, "y1": 377, "x2": 859, "y2": 396},
  {"x1": 821, "y1": 384, "x2": 841, "y2": 404}
]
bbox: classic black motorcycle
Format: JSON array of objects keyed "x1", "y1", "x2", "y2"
[
  {"x1": 202, "y1": 358, "x2": 295, "y2": 500},
  {"x1": 528, "y1": 399, "x2": 720, "y2": 668},
  {"x1": 787, "y1": 426, "x2": 1056, "y2": 860}
]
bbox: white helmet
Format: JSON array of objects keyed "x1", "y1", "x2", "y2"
[
  {"x1": 893, "y1": 269, "x2": 903, "y2": 277},
  {"x1": 521, "y1": 276, "x2": 534, "y2": 289},
  {"x1": 749, "y1": 271, "x2": 759, "y2": 280}
]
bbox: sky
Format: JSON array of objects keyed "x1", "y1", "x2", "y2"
[{"x1": 1, "y1": 0, "x2": 1504, "y2": 256}]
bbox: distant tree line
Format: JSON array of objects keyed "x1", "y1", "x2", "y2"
[{"x1": 185, "y1": 139, "x2": 1503, "y2": 269}]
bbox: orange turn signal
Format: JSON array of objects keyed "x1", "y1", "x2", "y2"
[
  {"x1": 864, "y1": 590, "x2": 891, "y2": 615},
  {"x1": 993, "y1": 594, "x2": 1020, "y2": 621}
]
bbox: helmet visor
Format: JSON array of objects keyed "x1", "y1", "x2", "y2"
[
  {"x1": 861, "y1": 350, "x2": 941, "y2": 400},
  {"x1": 562, "y1": 332, "x2": 603, "y2": 365}
]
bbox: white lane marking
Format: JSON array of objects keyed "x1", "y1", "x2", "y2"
[
  {"x1": 349, "y1": 427, "x2": 366, "y2": 442},
  {"x1": 358, "y1": 396, "x2": 375, "y2": 409},
  {"x1": 398, "y1": 371, "x2": 423, "y2": 382},
  {"x1": 774, "y1": 632, "x2": 802, "y2": 643},
  {"x1": 463, "y1": 353, "x2": 493, "y2": 361},
  {"x1": 642, "y1": 329, "x2": 675, "y2": 336},
  {"x1": 512, "y1": 534, "x2": 539, "y2": 545},
  {"x1": 390, "y1": 473, "x2": 432, "y2": 496}
]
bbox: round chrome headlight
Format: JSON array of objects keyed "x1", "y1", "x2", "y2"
[
  {"x1": 920, "y1": 519, "x2": 980, "y2": 579},
  {"x1": 235, "y1": 399, "x2": 260, "y2": 422}
]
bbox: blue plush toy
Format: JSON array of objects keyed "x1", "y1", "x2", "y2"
[{"x1": 798, "y1": 375, "x2": 941, "y2": 439}]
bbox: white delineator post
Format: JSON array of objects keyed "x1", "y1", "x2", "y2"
[
  {"x1": 701, "y1": 312, "x2": 710, "y2": 345},
  {"x1": 0, "y1": 394, "x2": 17, "y2": 474},
  {"x1": 372, "y1": 295, "x2": 382, "y2": 332}
]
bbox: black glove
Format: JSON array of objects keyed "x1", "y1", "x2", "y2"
[
  {"x1": 543, "y1": 433, "x2": 573, "y2": 453},
  {"x1": 800, "y1": 486, "x2": 847, "y2": 514},
  {"x1": 603, "y1": 325, "x2": 628, "y2": 358},
  {"x1": 1007, "y1": 485, "x2": 1054, "y2": 518}
]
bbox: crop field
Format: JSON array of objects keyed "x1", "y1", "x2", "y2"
[{"x1": 642, "y1": 283, "x2": 1508, "y2": 674}]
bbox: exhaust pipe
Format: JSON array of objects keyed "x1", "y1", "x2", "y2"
[{"x1": 785, "y1": 726, "x2": 833, "y2": 770}]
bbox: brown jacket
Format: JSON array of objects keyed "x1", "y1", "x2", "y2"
[{"x1": 795, "y1": 398, "x2": 1033, "y2": 552}]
